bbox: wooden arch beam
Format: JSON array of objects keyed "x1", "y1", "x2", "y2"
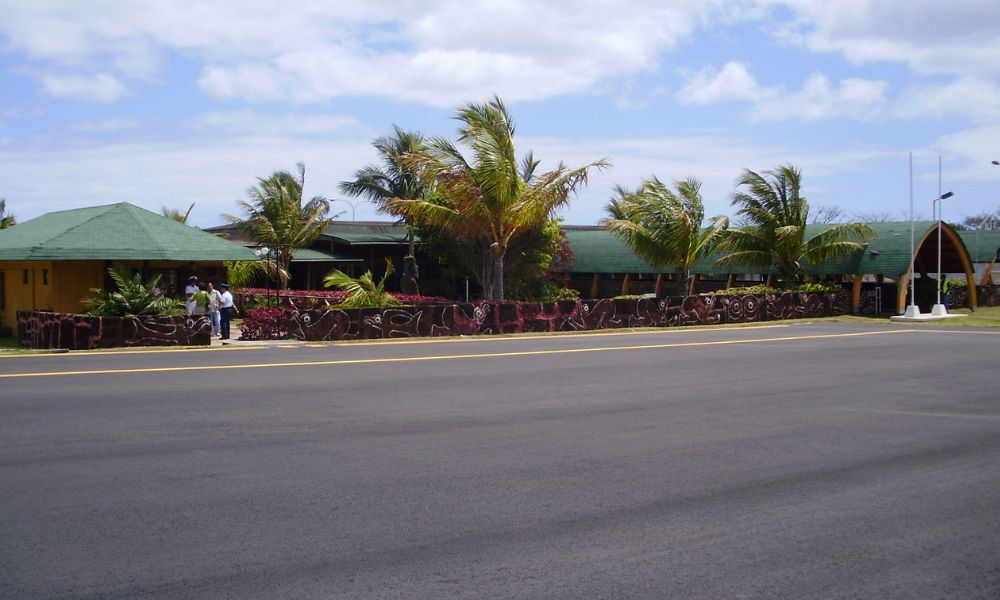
[{"x1": 898, "y1": 222, "x2": 979, "y2": 312}]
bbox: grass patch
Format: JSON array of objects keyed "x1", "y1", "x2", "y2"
[
  {"x1": 0, "y1": 336, "x2": 23, "y2": 349},
  {"x1": 0, "y1": 336, "x2": 32, "y2": 354},
  {"x1": 902, "y1": 305, "x2": 1000, "y2": 327}
]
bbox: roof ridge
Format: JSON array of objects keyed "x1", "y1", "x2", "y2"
[
  {"x1": 123, "y1": 203, "x2": 169, "y2": 257},
  {"x1": 33, "y1": 203, "x2": 119, "y2": 250}
]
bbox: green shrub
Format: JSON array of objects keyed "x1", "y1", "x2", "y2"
[
  {"x1": 507, "y1": 280, "x2": 580, "y2": 302},
  {"x1": 712, "y1": 285, "x2": 780, "y2": 296},
  {"x1": 83, "y1": 267, "x2": 183, "y2": 317},
  {"x1": 796, "y1": 283, "x2": 841, "y2": 293}
]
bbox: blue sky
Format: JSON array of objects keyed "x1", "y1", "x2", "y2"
[{"x1": 1, "y1": 0, "x2": 998, "y2": 228}]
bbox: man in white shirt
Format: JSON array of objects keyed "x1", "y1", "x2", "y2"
[
  {"x1": 219, "y1": 283, "x2": 235, "y2": 340},
  {"x1": 184, "y1": 276, "x2": 200, "y2": 316}
]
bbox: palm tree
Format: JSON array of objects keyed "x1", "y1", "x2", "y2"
[
  {"x1": 339, "y1": 126, "x2": 426, "y2": 293},
  {"x1": 0, "y1": 198, "x2": 15, "y2": 229},
  {"x1": 162, "y1": 203, "x2": 195, "y2": 224},
  {"x1": 715, "y1": 165, "x2": 873, "y2": 283},
  {"x1": 224, "y1": 163, "x2": 331, "y2": 285},
  {"x1": 323, "y1": 258, "x2": 401, "y2": 309},
  {"x1": 224, "y1": 260, "x2": 290, "y2": 289},
  {"x1": 604, "y1": 184, "x2": 641, "y2": 221},
  {"x1": 602, "y1": 177, "x2": 728, "y2": 295},
  {"x1": 389, "y1": 96, "x2": 608, "y2": 300}
]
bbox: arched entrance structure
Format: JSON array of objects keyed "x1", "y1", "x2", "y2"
[{"x1": 892, "y1": 222, "x2": 977, "y2": 314}]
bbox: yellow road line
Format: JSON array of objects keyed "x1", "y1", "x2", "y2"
[
  {"x1": 2, "y1": 323, "x2": 794, "y2": 357},
  {"x1": 0, "y1": 345, "x2": 268, "y2": 359},
  {"x1": 316, "y1": 323, "x2": 793, "y2": 347},
  {"x1": 907, "y1": 328, "x2": 1000, "y2": 335},
  {"x1": 0, "y1": 329, "x2": 913, "y2": 379}
]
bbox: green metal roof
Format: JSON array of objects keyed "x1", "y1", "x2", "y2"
[
  {"x1": 563, "y1": 228, "x2": 657, "y2": 274},
  {"x1": 800, "y1": 221, "x2": 937, "y2": 276},
  {"x1": 565, "y1": 221, "x2": 959, "y2": 278},
  {"x1": 957, "y1": 230, "x2": 1000, "y2": 262},
  {"x1": 323, "y1": 222, "x2": 417, "y2": 245},
  {"x1": 291, "y1": 248, "x2": 363, "y2": 262},
  {"x1": 0, "y1": 203, "x2": 259, "y2": 261}
]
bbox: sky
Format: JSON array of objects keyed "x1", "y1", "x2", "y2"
[{"x1": 1, "y1": 0, "x2": 998, "y2": 228}]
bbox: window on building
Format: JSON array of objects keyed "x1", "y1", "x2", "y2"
[
  {"x1": 42, "y1": 269, "x2": 48, "y2": 285},
  {"x1": 23, "y1": 269, "x2": 28, "y2": 284},
  {"x1": 0, "y1": 272, "x2": 5, "y2": 311}
]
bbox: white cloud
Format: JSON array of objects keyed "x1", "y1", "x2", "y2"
[
  {"x1": 38, "y1": 73, "x2": 129, "y2": 103},
  {"x1": 70, "y1": 117, "x2": 139, "y2": 133},
  {"x1": 677, "y1": 61, "x2": 771, "y2": 104},
  {"x1": 773, "y1": 1, "x2": 1000, "y2": 81},
  {"x1": 192, "y1": 110, "x2": 366, "y2": 136},
  {"x1": 895, "y1": 78, "x2": 1000, "y2": 124},
  {"x1": 0, "y1": 0, "x2": 731, "y2": 106},
  {"x1": 0, "y1": 135, "x2": 376, "y2": 227},
  {"x1": 751, "y1": 74, "x2": 888, "y2": 121},
  {"x1": 933, "y1": 125, "x2": 1000, "y2": 181},
  {"x1": 677, "y1": 62, "x2": 888, "y2": 121}
]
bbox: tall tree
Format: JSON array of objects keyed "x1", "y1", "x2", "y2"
[
  {"x1": 0, "y1": 198, "x2": 15, "y2": 229},
  {"x1": 602, "y1": 177, "x2": 728, "y2": 294},
  {"x1": 809, "y1": 205, "x2": 846, "y2": 224},
  {"x1": 389, "y1": 96, "x2": 608, "y2": 300},
  {"x1": 161, "y1": 202, "x2": 195, "y2": 224},
  {"x1": 851, "y1": 210, "x2": 895, "y2": 223},
  {"x1": 715, "y1": 165, "x2": 873, "y2": 283},
  {"x1": 957, "y1": 209, "x2": 1000, "y2": 231},
  {"x1": 224, "y1": 163, "x2": 331, "y2": 285},
  {"x1": 340, "y1": 126, "x2": 426, "y2": 293}
]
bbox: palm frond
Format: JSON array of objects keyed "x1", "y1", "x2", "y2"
[{"x1": 323, "y1": 258, "x2": 401, "y2": 308}]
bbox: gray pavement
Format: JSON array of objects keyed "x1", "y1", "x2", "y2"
[{"x1": 1, "y1": 322, "x2": 998, "y2": 599}]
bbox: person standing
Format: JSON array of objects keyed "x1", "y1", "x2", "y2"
[
  {"x1": 207, "y1": 282, "x2": 223, "y2": 337},
  {"x1": 184, "y1": 276, "x2": 200, "y2": 316},
  {"x1": 192, "y1": 284, "x2": 210, "y2": 315},
  {"x1": 219, "y1": 283, "x2": 234, "y2": 340}
]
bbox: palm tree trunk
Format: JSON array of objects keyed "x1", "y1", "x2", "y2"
[
  {"x1": 493, "y1": 252, "x2": 504, "y2": 301},
  {"x1": 406, "y1": 223, "x2": 416, "y2": 260},
  {"x1": 280, "y1": 248, "x2": 291, "y2": 290},
  {"x1": 677, "y1": 270, "x2": 690, "y2": 297}
]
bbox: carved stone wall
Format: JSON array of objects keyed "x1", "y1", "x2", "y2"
[
  {"x1": 282, "y1": 292, "x2": 848, "y2": 342},
  {"x1": 948, "y1": 285, "x2": 1000, "y2": 308},
  {"x1": 18, "y1": 311, "x2": 210, "y2": 350}
]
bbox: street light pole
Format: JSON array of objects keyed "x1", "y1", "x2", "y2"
[
  {"x1": 256, "y1": 246, "x2": 273, "y2": 307},
  {"x1": 906, "y1": 152, "x2": 918, "y2": 318},
  {"x1": 330, "y1": 199, "x2": 358, "y2": 221},
  {"x1": 931, "y1": 155, "x2": 955, "y2": 316}
]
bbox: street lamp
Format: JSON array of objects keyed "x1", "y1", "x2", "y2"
[
  {"x1": 255, "y1": 246, "x2": 276, "y2": 307},
  {"x1": 330, "y1": 198, "x2": 359, "y2": 221},
  {"x1": 932, "y1": 189, "x2": 954, "y2": 315}
]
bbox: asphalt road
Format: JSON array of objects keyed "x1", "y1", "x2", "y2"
[{"x1": 1, "y1": 323, "x2": 998, "y2": 599}]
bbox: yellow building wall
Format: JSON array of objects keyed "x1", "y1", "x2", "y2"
[
  {"x1": 1, "y1": 261, "x2": 54, "y2": 329},
  {"x1": 0, "y1": 260, "x2": 106, "y2": 329},
  {"x1": 53, "y1": 262, "x2": 104, "y2": 314},
  {"x1": 1, "y1": 260, "x2": 227, "y2": 331}
]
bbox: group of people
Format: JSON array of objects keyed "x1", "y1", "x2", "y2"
[{"x1": 182, "y1": 276, "x2": 235, "y2": 339}]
